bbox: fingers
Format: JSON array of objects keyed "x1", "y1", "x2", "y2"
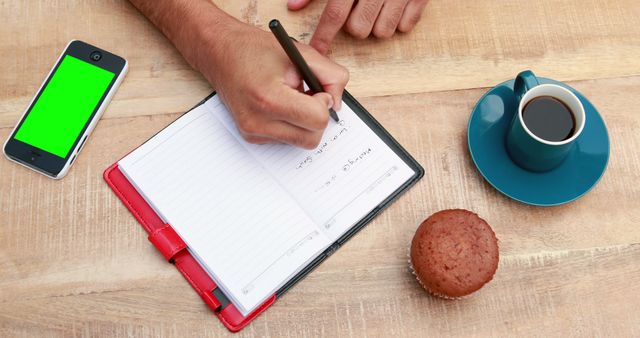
[
  {"x1": 237, "y1": 87, "x2": 333, "y2": 148},
  {"x1": 311, "y1": 0, "x2": 426, "y2": 49},
  {"x1": 297, "y1": 43, "x2": 349, "y2": 111},
  {"x1": 237, "y1": 116, "x2": 323, "y2": 149},
  {"x1": 267, "y1": 121, "x2": 325, "y2": 149},
  {"x1": 287, "y1": 0, "x2": 313, "y2": 11},
  {"x1": 398, "y1": 0, "x2": 428, "y2": 33},
  {"x1": 239, "y1": 112, "x2": 325, "y2": 149},
  {"x1": 315, "y1": 66, "x2": 349, "y2": 112},
  {"x1": 310, "y1": 0, "x2": 355, "y2": 54},
  {"x1": 345, "y1": 0, "x2": 384, "y2": 39},
  {"x1": 242, "y1": 134, "x2": 274, "y2": 145},
  {"x1": 373, "y1": 1, "x2": 409, "y2": 38},
  {"x1": 267, "y1": 90, "x2": 333, "y2": 131}
]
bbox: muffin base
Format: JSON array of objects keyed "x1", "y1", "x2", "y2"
[{"x1": 407, "y1": 250, "x2": 462, "y2": 300}]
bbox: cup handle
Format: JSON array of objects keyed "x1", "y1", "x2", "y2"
[{"x1": 514, "y1": 70, "x2": 539, "y2": 102}]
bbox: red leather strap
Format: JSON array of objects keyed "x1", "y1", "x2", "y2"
[{"x1": 148, "y1": 224, "x2": 187, "y2": 261}]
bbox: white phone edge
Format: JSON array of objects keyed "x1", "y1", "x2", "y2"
[{"x1": 2, "y1": 40, "x2": 128, "y2": 179}]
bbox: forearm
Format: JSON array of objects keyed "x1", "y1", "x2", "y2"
[{"x1": 128, "y1": 0, "x2": 236, "y2": 87}]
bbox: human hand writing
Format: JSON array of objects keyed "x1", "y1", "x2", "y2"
[{"x1": 200, "y1": 20, "x2": 349, "y2": 149}]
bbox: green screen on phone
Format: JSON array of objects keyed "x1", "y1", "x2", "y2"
[{"x1": 14, "y1": 55, "x2": 114, "y2": 158}]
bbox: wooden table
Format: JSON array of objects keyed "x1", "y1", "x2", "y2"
[{"x1": 2, "y1": 1, "x2": 639, "y2": 336}]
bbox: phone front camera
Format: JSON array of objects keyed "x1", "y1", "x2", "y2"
[{"x1": 90, "y1": 51, "x2": 102, "y2": 61}]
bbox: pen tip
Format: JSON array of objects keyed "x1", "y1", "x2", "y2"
[
  {"x1": 269, "y1": 19, "x2": 280, "y2": 29},
  {"x1": 329, "y1": 108, "x2": 339, "y2": 122}
]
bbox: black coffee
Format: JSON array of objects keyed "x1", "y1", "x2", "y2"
[{"x1": 522, "y1": 96, "x2": 576, "y2": 142}]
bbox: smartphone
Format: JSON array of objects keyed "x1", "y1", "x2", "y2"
[{"x1": 3, "y1": 40, "x2": 128, "y2": 179}]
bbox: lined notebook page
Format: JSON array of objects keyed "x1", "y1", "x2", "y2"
[
  {"x1": 206, "y1": 96, "x2": 416, "y2": 241},
  {"x1": 118, "y1": 103, "x2": 330, "y2": 316}
]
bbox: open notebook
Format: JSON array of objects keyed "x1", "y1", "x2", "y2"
[{"x1": 117, "y1": 93, "x2": 422, "y2": 317}]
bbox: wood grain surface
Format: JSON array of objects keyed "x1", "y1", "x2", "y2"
[{"x1": 1, "y1": 1, "x2": 639, "y2": 337}]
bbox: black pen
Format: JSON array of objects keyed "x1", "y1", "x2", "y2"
[{"x1": 269, "y1": 19, "x2": 340, "y2": 122}]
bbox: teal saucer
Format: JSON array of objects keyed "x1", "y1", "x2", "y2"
[{"x1": 467, "y1": 78, "x2": 610, "y2": 206}]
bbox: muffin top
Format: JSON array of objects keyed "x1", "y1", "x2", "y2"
[{"x1": 410, "y1": 209, "x2": 499, "y2": 298}]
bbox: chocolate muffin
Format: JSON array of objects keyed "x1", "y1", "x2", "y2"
[{"x1": 410, "y1": 209, "x2": 499, "y2": 298}]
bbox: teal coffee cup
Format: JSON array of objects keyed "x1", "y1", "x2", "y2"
[{"x1": 506, "y1": 71, "x2": 586, "y2": 172}]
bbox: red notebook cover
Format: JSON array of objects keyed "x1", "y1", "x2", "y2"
[
  {"x1": 102, "y1": 91, "x2": 424, "y2": 332},
  {"x1": 103, "y1": 162, "x2": 274, "y2": 332}
]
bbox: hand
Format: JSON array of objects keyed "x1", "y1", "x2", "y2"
[
  {"x1": 200, "y1": 20, "x2": 349, "y2": 149},
  {"x1": 129, "y1": 0, "x2": 348, "y2": 149},
  {"x1": 288, "y1": 0, "x2": 429, "y2": 54}
]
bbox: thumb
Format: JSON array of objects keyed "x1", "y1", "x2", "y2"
[{"x1": 287, "y1": 0, "x2": 313, "y2": 11}]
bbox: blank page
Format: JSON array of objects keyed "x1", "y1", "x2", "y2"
[
  {"x1": 118, "y1": 102, "x2": 330, "y2": 316},
  {"x1": 208, "y1": 96, "x2": 417, "y2": 241}
]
